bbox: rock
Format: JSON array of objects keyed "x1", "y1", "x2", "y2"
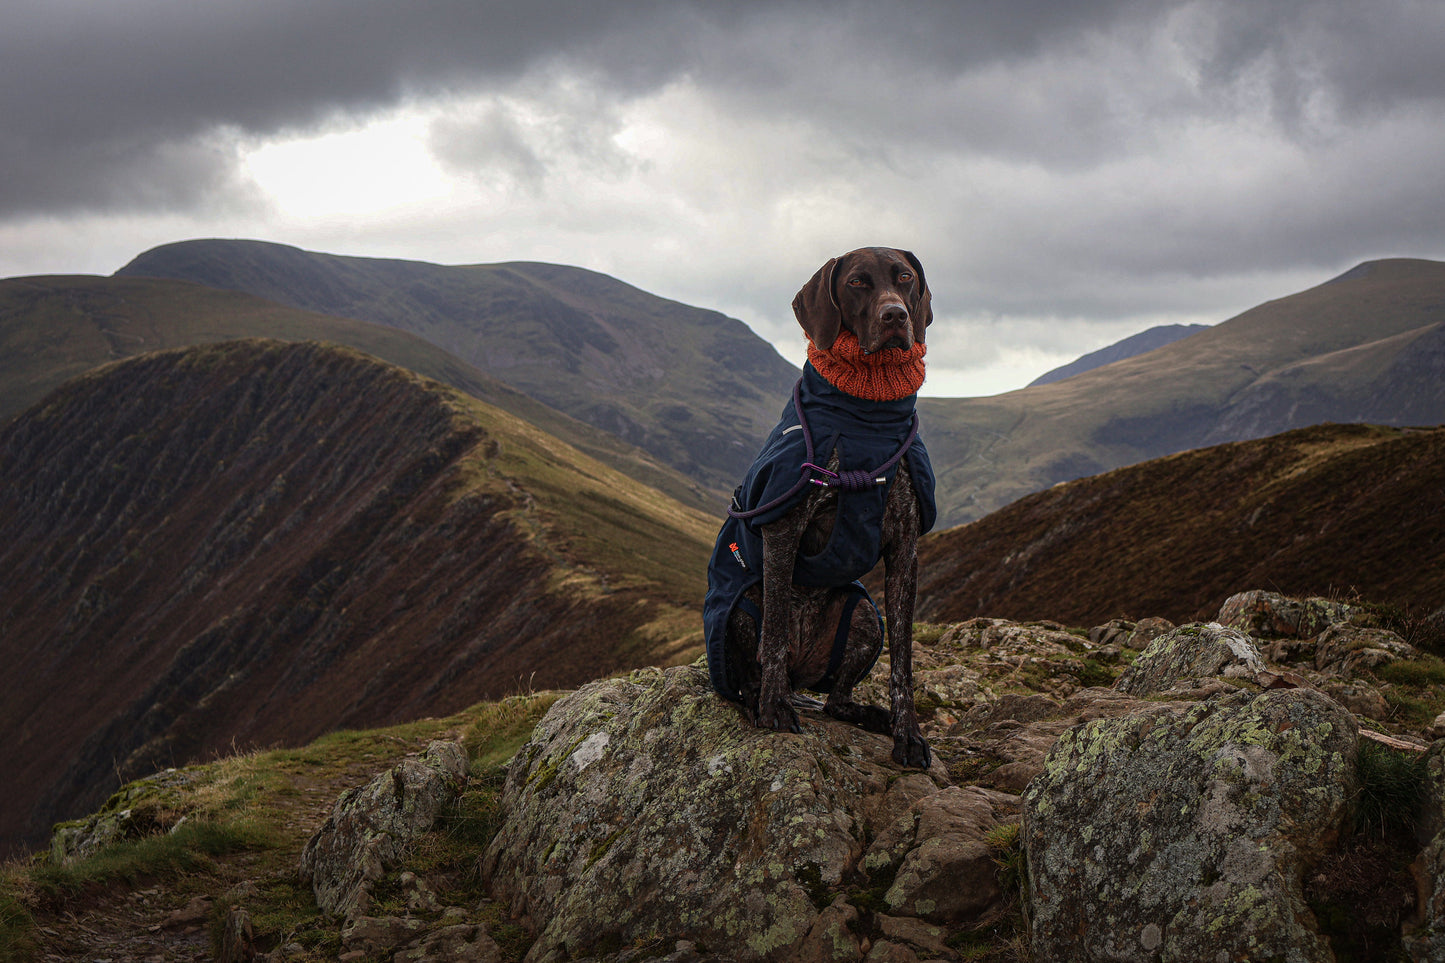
[
  {"x1": 483, "y1": 664, "x2": 968, "y2": 961},
  {"x1": 1023, "y1": 687, "x2": 1359, "y2": 962},
  {"x1": 1322, "y1": 680, "x2": 1391, "y2": 720},
  {"x1": 1115, "y1": 622, "x2": 1267, "y2": 695},
  {"x1": 1314, "y1": 623, "x2": 1417, "y2": 678},
  {"x1": 47, "y1": 766, "x2": 201, "y2": 864},
  {"x1": 217, "y1": 906, "x2": 256, "y2": 963},
  {"x1": 1405, "y1": 742, "x2": 1445, "y2": 962},
  {"x1": 163, "y1": 894, "x2": 212, "y2": 927},
  {"x1": 873, "y1": 914, "x2": 953, "y2": 958},
  {"x1": 299, "y1": 741, "x2": 468, "y2": 919},
  {"x1": 861, "y1": 786, "x2": 1007, "y2": 924},
  {"x1": 1261, "y1": 636, "x2": 1317, "y2": 665},
  {"x1": 1088, "y1": 618, "x2": 1133, "y2": 648},
  {"x1": 934, "y1": 618, "x2": 1081, "y2": 657},
  {"x1": 796, "y1": 898, "x2": 863, "y2": 963},
  {"x1": 1127, "y1": 616, "x2": 1175, "y2": 651},
  {"x1": 861, "y1": 941, "x2": 918, "y2": 963},
  {"x1": 340, "y1": 915, "x2": 427, "y2": 955},
  {"x1": 1217, "y1": 589, "x2": 1356, "y2": 639},
  {"x1": 393, "y1": 923, "x2": 503, "y2": 963}
]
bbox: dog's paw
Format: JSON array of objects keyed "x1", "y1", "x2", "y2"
[
  {"x1": 757, "y1": 697, "x2": 802, "y2": 734},
  {"x1": 892, "y1": 729, "x2": 932, "y2": 769},
  {"x1": 825, "y1": 700, "x2": 891, "y2": 735}
]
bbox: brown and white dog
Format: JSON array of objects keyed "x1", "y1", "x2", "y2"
[{"x1": 704, "y1": 247, "x2": 934, "y2": 768}]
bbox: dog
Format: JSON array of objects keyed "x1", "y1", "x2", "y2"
[{"x1": 703, "y1": 247, "x2": 936, "y2": 768}]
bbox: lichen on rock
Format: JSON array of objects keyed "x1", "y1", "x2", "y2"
[
  {"x1": 1115, "y1": 621, "x2": 1267, "y2": 695},
  {"x1": 1022, "y1": 687, "x2": 1359, "y2": 962},
  {"x1": 482, "y1": 662, "x2": 981, "y2": 961},
  {"x1": 299, "y1": 740, "x2": 468, "y2": 919}
]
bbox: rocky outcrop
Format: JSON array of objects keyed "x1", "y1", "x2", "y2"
[
  {"x1": 300, "y1": 741, "x2": 468, "y2": 919},
  {"x1": 1216, "y1": 589, "x2": 1361, "y2": 639},
  {"x1": 1115, "y1": 621, "x2": 1268, "y2": 695},
  {"x1": 48, "y1": 767, "x2": 201, "y2": 865},
  {"x1": 1024, "y1": 687, "x2": 1360, "y2": 962},
  {"x1": 482, "y1": 663, "x2": 1013, "y2": 962},
  {"x1": 82, "y1": 591, "x2": 1434, "y2": 962}
]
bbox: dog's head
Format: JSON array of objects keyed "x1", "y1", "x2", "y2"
[{"x1": 791, "y1": 247, "x2": 932, "y2": 356}]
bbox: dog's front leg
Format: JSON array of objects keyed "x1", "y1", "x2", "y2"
[
  {"x1": 882, "y1": 475, "x2": 931, "y2": 768},
  {"x1": 755, "y1": 515, "x2": 804, "y2": 733}
]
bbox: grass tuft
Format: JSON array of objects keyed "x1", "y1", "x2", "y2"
[{"x1": 1353, "y1": 740, "x2": 1429, "y2": 839}]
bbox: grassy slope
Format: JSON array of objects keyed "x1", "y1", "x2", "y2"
[
  {"x1": 916, "y1": 422, "x2": 1445, "y2": 626},
  {"x1": 920, "y1": 258, "x2": 1445, "y2": 525},
  {"x1": 0, "y1": 339, "x2": 717, "y2": 854},
  {"x1": 0, "y1": 274, "x2": 716, "y2": 511},
  {"x1": 0, "y1": 691, "x2": 562, "y2": 962}
]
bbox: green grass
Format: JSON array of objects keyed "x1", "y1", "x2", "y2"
[
  {"x1": 1, "y1": 689, "x2": 565, "y2": 963},
  {"x1": 1354, "y1": 741, "x2": 1429, "y2": 839},
  {"x1": 1377, "y1": 656, "x2": 1445, "y2": 687}
]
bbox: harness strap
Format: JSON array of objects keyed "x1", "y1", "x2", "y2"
[{"x1": 727, "y1": 379, "x2": 918, "y2": 520}]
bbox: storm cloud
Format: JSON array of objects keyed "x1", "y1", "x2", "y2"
[{"x1": 4, "y1": 0, "x2": 1444, "y2": 394}]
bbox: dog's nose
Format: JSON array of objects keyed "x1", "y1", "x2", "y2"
[{"x1": 880, "y1": 303, "x2": 909, "y2": 326}]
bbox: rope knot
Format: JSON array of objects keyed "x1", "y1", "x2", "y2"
[{"x1": 832, "y1": 469, "x2": 877, "y2": 492}]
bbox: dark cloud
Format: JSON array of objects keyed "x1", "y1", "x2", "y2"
[
  {"x1": 3, "y1": 0, "x2": 1444, "y2": 394},
  {"x1": 0, "y1": 0, "x2": 1202, "y2": 215},
  {"x1": 7, "y1": 0, "x2": 1442, "y2": 216}
]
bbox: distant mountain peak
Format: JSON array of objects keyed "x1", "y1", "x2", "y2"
[{"x1": 1027, "y1": 323, "x2": 1211, "y2": 387}]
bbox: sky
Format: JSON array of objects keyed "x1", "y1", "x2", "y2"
[{"x1": 3, "y1": 0, "x2": 1444, "y2": 397}]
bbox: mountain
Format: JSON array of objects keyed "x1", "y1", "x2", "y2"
[
  {"x1": 1026, "y1": 323, "x2": 1211, "y2": 386},
  {"x1": 113, "y1": 242, "x2": 1445, "y2": 527},
  {"x1": 0, "y1": 273, "x2": 713, "y2": 509},
  {"x1": 115, "y1": 239, "x2": 800, "y2": 501},
  {"x1": 920, "y1": 258, "x2": 1445, "y2": 525},
  {"x1": 915, "y1": 421, "x2": 1445, "y2": 626},
  {"x1": 0, "y1": 339, "x2": 716, "y2": 855}
]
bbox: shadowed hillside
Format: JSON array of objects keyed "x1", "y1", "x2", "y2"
[
  {"x1": 116, "y1": 239, "x2": 799, "y2": 499},
  {"x1": 0, "y1": 340, "x2": 715, "y2": 855},
  {"x1": 920, "y1": 257, "x2": 1445, "y2": 525},
  {"x1": 916, "y1": 422, "x2": 1445, "y2": 626},
  {"x1": 0, "y1": 273, "x2": 713, "y2": 509}
]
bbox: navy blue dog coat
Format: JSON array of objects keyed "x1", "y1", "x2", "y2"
[{"x1": 703, "y1": 362, "x2": 937, "y2": 702}]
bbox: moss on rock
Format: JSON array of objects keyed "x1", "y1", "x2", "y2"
[{"x1": 1022, "y1": 687, "x2": 1359, "y2": 962}]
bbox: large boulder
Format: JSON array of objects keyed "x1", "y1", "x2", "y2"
[
  {"x1": 1217, "y1": 590, "x2": 1358, "y2": 639},
  {"x1": 1023, "y1": 687, "x2": 1360, "y2": 962},
  {"x1": 1314, "y1": 623, "x2": 1418, "y2": 679},
  {"x1": 483, "y1": 663, "x2": 1015, "y2": 962},
  {"x1": 299, "y1": 741, "x2": 469, "y2": 919},
  {"x1": 1115, "y1": 621, "x2": 1267, "y2": 695}
]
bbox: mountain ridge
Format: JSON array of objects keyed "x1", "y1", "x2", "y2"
[
  {"x1": 115, "y1": 239, "x2": 800, "y2": 500},
  {"x1": 0, "y1": 339, "x2": 714, "y2": 855},
  {"x1": 920, "y1": 256, "x2": 1445, "y2": 524},
  {"x1": 1026, "y1": 322, "x2": 1211, "y2": 386},
  {"x1": 916, "y1": 420, "x2": 1445, "y2": 626},
  {"x1": 0, "y1": 272, "x2": 714, "y2": 509}
]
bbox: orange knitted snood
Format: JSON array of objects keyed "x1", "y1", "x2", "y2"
[{"x1": 806, "y1": 329, "x2": 926, "y2": 401}]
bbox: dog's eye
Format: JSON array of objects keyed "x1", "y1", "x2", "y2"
[
  {"x1": 847, "y1": 277, "x2": 869, "y2": 288},
  {"x1": 898, "y1": 272, "x2": 913, "y2": 282}
]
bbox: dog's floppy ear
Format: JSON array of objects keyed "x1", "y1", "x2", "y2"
[
  {"x1": 902, "y1": 249, "x2": 932, "y2": 344},
  {"x1": 792, "y1": 256, "x2": 843, "y2": 350}
]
